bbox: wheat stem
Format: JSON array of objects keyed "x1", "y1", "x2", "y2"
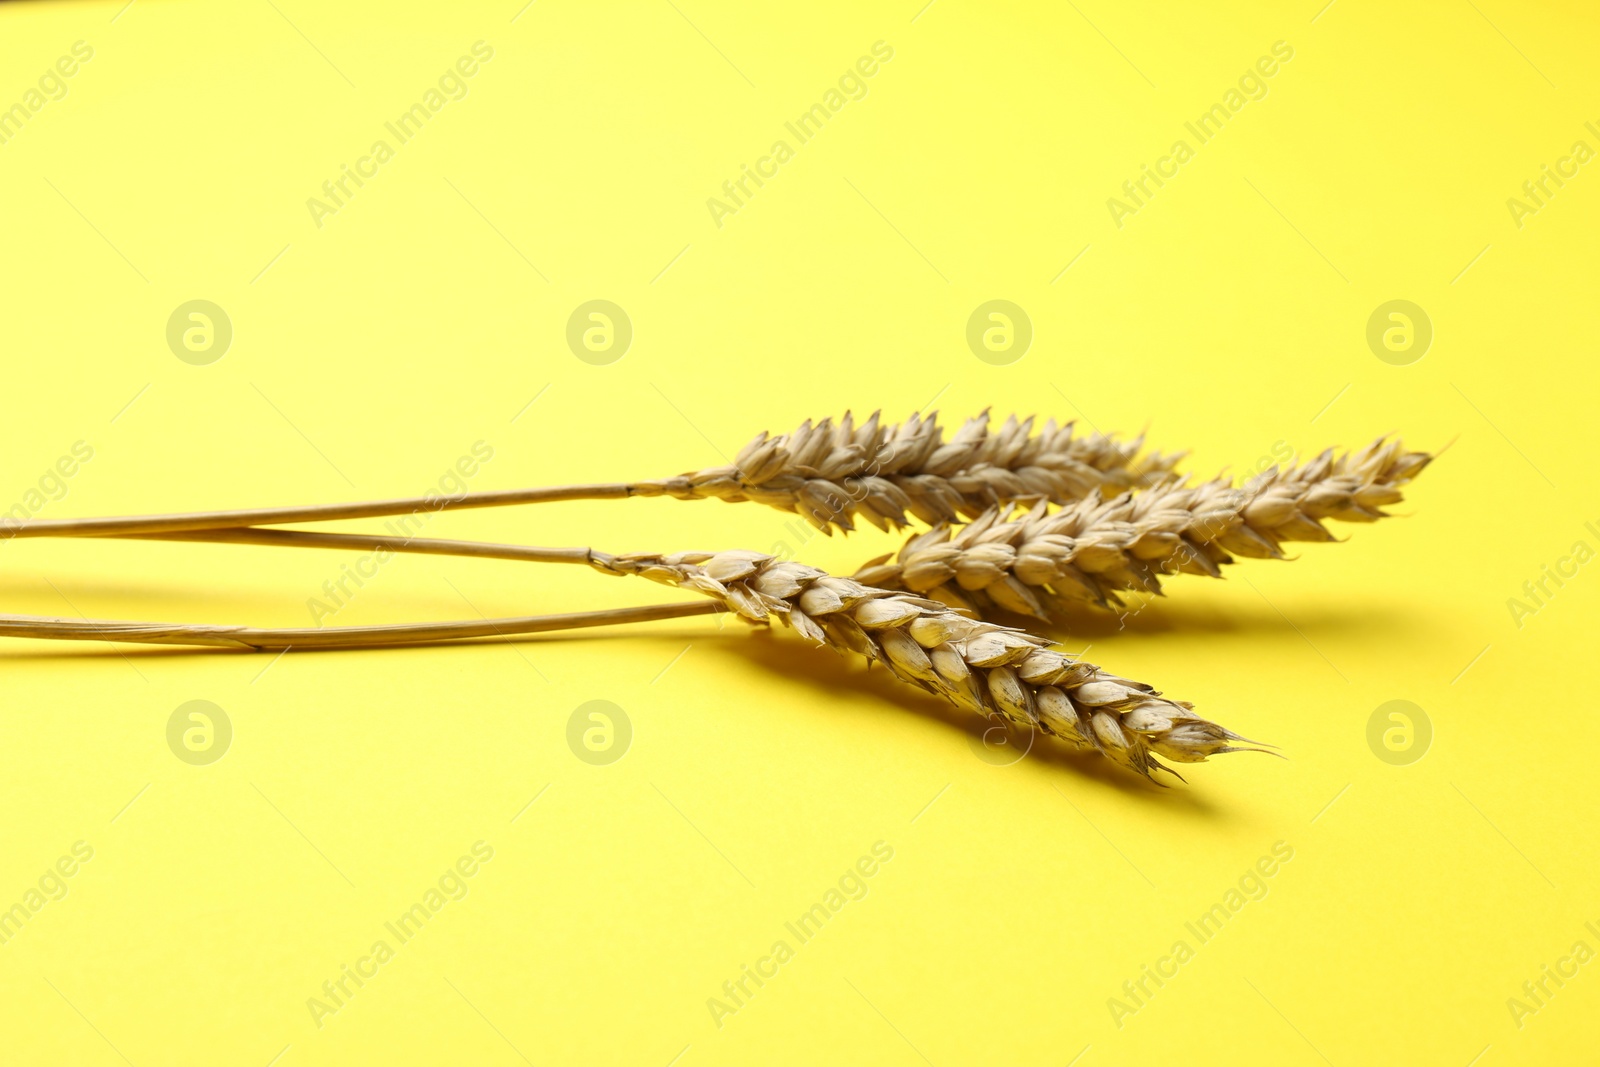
[
  {"x1": 126, "y1": 527, "x2": 610, "y2": 567},
  {"x1": 0, "y1": 600, "x2": 724, "y2": 650},
  {"x1": 2, "y1": 410, "x2": 1177, "y2": 540},
  {"x1": 3, "y1": 483, "x2": 638, "y2": 539}
]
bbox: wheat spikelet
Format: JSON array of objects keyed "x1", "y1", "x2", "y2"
[
  {"x1": 639, "y1": 409, "x2": 1180, "y2": 534},
  {"x1": 855, "y1": 437, "x2": 1432, "y2": 620},
  {"x1": 597, "y1": 548, "x2": 1265, "y2": 778}
]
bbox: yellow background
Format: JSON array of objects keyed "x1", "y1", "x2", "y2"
[{"x1": 2, "y1": 1, "x2": 1597, "y2": 1063}]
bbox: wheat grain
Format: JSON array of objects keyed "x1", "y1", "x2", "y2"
[
  {"x1": 6, "y1": 410, "x2": 1177, "y2": 539},
  {"x1": 596, "y1": 549, "x2": 1266, "y2": 778},
  {"x1": 855, "y1": 436, "x2": 1432, "y2": 620}
]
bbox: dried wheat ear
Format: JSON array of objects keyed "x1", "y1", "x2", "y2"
[
  {"x1": 7, "y1": 410, "x2": 1177, "y2": 539},
  {"x1": 0, "y1": 540, "x2": 1267, "y2": 780},
  {"x1": 855, "y1": 437, "x2": 1432, "y2": 621},
  {"x1": 653, "y1": 409, "x2": 1181, "y2": 533},
  {"x1": 597, "y1": 549, "x2": 1269, "y2": 780}
]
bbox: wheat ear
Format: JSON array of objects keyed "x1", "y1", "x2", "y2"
[
  {"x1": 855, "y1": 437, "x2": 1433, "y2": 620},
  {"x1": 659, "y1": 409, "x2": 1180, "y2": 533},
  {"x1": 5, "y1": 411, "x2": 1177, "y2": 540},
  {"x1": 594, "y1": 549, "x2": 1266, "y2": 778},
  {"x1": 0, "y1": 533, "x2": 1261, "y2": 777}
]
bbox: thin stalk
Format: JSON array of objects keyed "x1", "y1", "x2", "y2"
[
  {"x1": 1, "y1": 410, "x2": 1180, "y2": 540},
  {"x1": 125, "y1": 527, "x2": 611, "y2": 567},
  {"x1": 1, "y1": 482, "x2": 645, "y2": 539},
  {"x1": 0, "y1": 600, "x2": 725, "y2": 651}
]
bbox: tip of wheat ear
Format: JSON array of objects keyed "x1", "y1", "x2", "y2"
[
  {"x1": 598, "y1": 548, "x2": 1267, "y2": 780},
  {"x1": 628, "y1": 409, "x2": 1182, "y2": 535},
  {"x1": 858, "y1": 435, "x2": 1434, "y2": 621}
]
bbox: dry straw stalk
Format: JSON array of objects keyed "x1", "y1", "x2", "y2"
[
  {"x1": 0, "y1": 601, "x2": 724, "y2": 649},
  {"x1": 855, "y1": 437, "x2": 1433, "y2": 620},
  {"x1": 5, "y1": 411, "x2": 1176, "y2": 539}
]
